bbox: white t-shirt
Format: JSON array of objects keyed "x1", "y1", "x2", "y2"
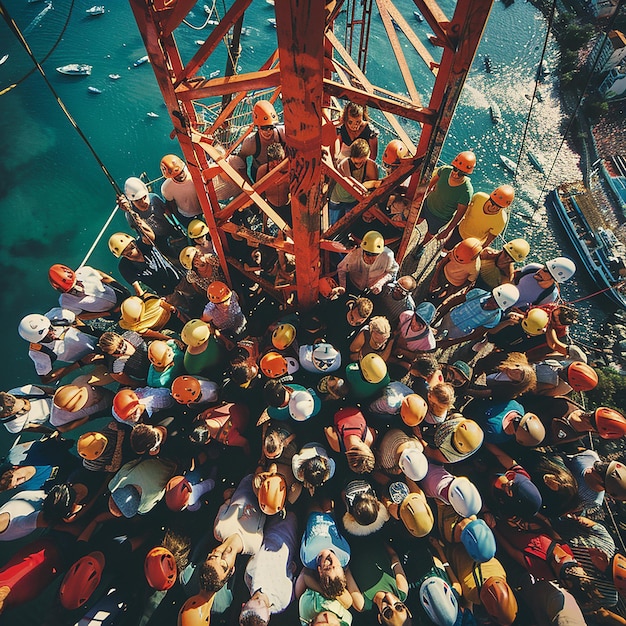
[
  {"x1": 161, "y1": 171, "x2": 201, "y2": 217},
  {"x1": 4, "y1": 385, "x2": 52, "y2": 434},
  {"x1": 59, "y1": 266, "x2": 118, "y2": 314},
  {"x1": 0, "y1": 490, "x2": 45, "y2": 542}
]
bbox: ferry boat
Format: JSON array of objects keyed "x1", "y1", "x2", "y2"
[
  {"x1": 56, "y1": 63, "x2": 92, "y2": 75},
  {"x1": 547, "y1": 186, "x2": 626, "y2": 309},
  {"x1": 499, "y1": 154, "x2": 517, "y2": 174},
  {"x1": 133, "y1": 55, "x2": 149, "y2": 67},
  {"x1": 489, "y1": 101, "x2": 501, "y2": 124},
  {"x1": 527, "y1": 151, "x2": 544, "y2": 173}
]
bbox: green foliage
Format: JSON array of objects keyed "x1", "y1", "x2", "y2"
[
  {"x1": 561, "y1": 22, "x2": 594, "y2": 50},
  {"x1": 583, "y1": 98, "x2": 609, "y2": 121},
  {"x1": 586, "y1": 367, "x2": 626, "y2": 413},
  {"x1": 559, "y1": 49, "x2": 579, "y2": 73},
  {"x1": 560, "y1": 70, "x2": 577, "y2": 90}
]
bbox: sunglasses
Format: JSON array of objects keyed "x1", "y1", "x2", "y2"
[
  {"x1": 452, "y1": 166, "x2": 468, "y2": 175},
  {"x1": 260, "y1": 125, "x2": 275, "y2": 131},
  {"x1": 363, "y1": 250, "x2": 378, "y2": 257},
  {"x1": 381, "y1": 603, "x2": 409, "y2": 619}
]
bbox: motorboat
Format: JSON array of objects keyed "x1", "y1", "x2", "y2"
[
  {"x1": 528, "y1": 151, "x2": 544, "y2": 173},
  {"x1": 499, "y1": 154, "x2": 517, "y2": 174},
  {"x1": 267, "y1": 18, "x2": 276, "y2": 27},
  {"x1": 86, "y1": 6, "x2": 105, "y2": 16},
  {"x1": 108, "y1": 73, "x2": 121, "y2": 80},
  {"x1": 209, "y1": 69, "x2": 221, "y2": 78},
  {"x1": 147, "y1": 111, "x2": 159, "y2": 118},
  {"x1": 0, "y1": 54, "x2": 8, "y2": 66},
  {"x1": 489, "y1": 101, "x2": 501, "y2": 124},
  {"x1": 484, "y1": 55, "x2": 492, "y2": 73},
  {"x1": 195, "y1": 40, "x2": 206, "y2": 46},
  {"x1": 133, "y1": 55, "x2": 149, "y2": 67},
  {"x1": 413, "y1": 10, "x2": 424, "y2": 22},
  {"x1": 56, "y1": 64, "x2": 92, "y2": 76},
  {"x1": 88, "y1": 86, "x2": 102, "y2": 94}
]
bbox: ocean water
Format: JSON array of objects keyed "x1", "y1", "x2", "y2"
[{"x1": 0, "y1": 0, "x2": 608, "y2": 391}]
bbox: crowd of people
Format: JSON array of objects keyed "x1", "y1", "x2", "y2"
[{"x1": 2, "y1": 99, "x2": 626, "y2": 626}]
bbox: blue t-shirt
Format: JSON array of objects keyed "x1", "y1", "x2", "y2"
[{"x1": 300, "y1": 512, "x2": 351, "y2": 569}]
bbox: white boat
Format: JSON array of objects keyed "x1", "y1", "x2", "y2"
[
  {"x1": 56, "y1": 64, "x2": 92, "y2": 76},
  {"x1": 147, "y1": 111, "x2": 159, "y2": 118},
  {"x1": 413, "y1": 10, "x2": 424, "y2": 22},
  {"x1": 0, "y1": 54, "x2": 8, "y2": 66},
  {"x1": 86, "y1": 6, "x2": 105, "y2": 16},
  {"x1": 266, "y1": 0, "x2": 275, "y2": 5},
  {"x1": 195, "y1": 39, "x2": 205, "y2": 46},
  {"x1": 267, "y1": 18, "x2": 276, "y2": 27},
  {"x1": 528, "y1": 151, "x2": 544, "y2": 173},
  {"x1": 209, "y1": 69, "x2": 221, "y2": 78},
  {"x1": 499, "y1": 154, "x2": 518, "y2": 174},
  {"x1": 88, "y1": 86, "x2": 102, "y2": 94},
  {"x1": 489, "y1": 101, "x2": 501, "y2": 124},
  {"x1": 108, "y1": 73, "x2": 121, "y2": 80},
  {"x1": 133, "y1": 55, "x2": 149, "y2": 67}
]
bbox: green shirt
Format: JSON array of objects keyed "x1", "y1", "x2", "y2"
[{"x1": 425, "y1": 165, "x2": 473, "y2": 221}]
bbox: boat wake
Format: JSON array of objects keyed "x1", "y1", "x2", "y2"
[{"x1": 24, "y1": 1, "x2": 53, "y2": 35}]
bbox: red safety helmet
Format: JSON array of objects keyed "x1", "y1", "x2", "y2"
[
  {"x1": 160, "y1": 154, "x2": 185, "y2": 179},
  {"x1": 252, "y1": 100, "x2": 278, "y2": 126},
  {"x1": 595, "y1": 407, "x2": 626, "y2": 440},
  {"x1": 48, "y1": 264, "x2": 76, "y2": 292},
  {"x1": 165, "y1": 475, "x2": 193, "y2": 512},
  {"x1": 144, "y1": 546, "x2": 178, "y2": 590},
  {"x1": 382, "y1": 139, "x2": 409, "y2": 166},
  {"x1": 113, "y1": 389, "x2": 141, "y2": 421},
  {"x1": 207, "y1": 281, "x2": 232, "y2": 304},
  {"x1": 171, "y1": 375, "x2": 202, "y2": 405},
  {"x1": 451, "y1": 151, "x2": 476, "y2": 174},
  {"x1": 260, "y1": 352, "x2": 289, "y2": 378},
  {"x1": 566, "y1": 362, "x2": 598, "y2": 392},
  {"x1": 59, "y1": 551, "x2": 105, "y2": 610},
  {"x1": 451, "y1": 238, "x2": 482, "y2": 264},
  {"x1": 490, "y1": 185, "x2": 515, "y2": 208},
  {"x1": 613, "y1": 554, "x2": 626, "y2": 598}
]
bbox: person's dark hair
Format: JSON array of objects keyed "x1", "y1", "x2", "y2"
[
  {"x1": 162, "y1": 529, "x2": 192, "y2": 573},
  {"x1": 351, "y1": 492, "x2": 379, "y2": 525},
  {"x1": 263, "y1": 380, "x2": 288, "y2": 407},
  {"x1": 342, "y1": 102, "x2": 369, "y2": 123},
  {"x1": 240, "y1": 612, "x2": 268, "y2": 626},
  {"x1": 0, "y1": 393, "x2": 17, "y2": 418},
  {"x1": 189, "y1": 424, "x2": 210, "y2": 445},
  {"x1": 302, "y1": 456, "x2": 331, "y2": 489},
  {"x1": 130, "y1": 423, "x2": 158, "y2": 455},
  {"x1": 319, "y1": 571, "x2": 347, "y2": 599},
  {"x1": 42, "y1": 483, "x2": 76, "y2": 523},
  {"x1": 560, "y1": 563, "x2": 593, "y2": 603},
  {"x1": 526, "y1": 452, "x2": 580, "y2": 517},
  {"x1": 410, "y1": 354, "x2": 438, "y2": 378},
  {"x1": 266, "y1": 142, "x2": 285, "y2": 162},
  {"x1": 554, "y1": 305, "x2": 578, "y2": 326},
  {"x1": 198, "y1": 558, "x2": 234, "y2": 593},
  {"x1": 231, "y1": 360, "x2": 258, "y2": 386},
  {"x1": 0, "y1": 468, "x2": 17, "y2": 492}
]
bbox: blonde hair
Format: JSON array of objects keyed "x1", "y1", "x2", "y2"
[
  {"x1": 428, "y1": 382, "x2": 456, "y2": 409},
  {"x1": 497, "y1": 352, "x2": 537, "y2": 396},
  {"x1": 346, "y1": 440, "x2": 375, "y2": 474},
  {"x1": 98, "y1": 331, "x2": 124, "y2": 355},
  {"x1": 368, "y1": 316, "x2": 391, "y2": 338}
]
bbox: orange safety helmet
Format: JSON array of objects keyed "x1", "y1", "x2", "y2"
[
  {"x1": 165, "y1": 475, "x2": 193, "y2": 511},
  {"x1": 490, "y1": 185, "x2": 515, "y2": 208},
  {"x1": 319, "y1": 276, "x2": 339, "y2": 299},
  {"x1": 595, "y1": 407, "x2": 626, "y2": 440},
  {"x1": 59, "y1": 551, "x2": 105, "y2": 610},
  {"x1": 144, "y1": 547, "x2": 178, "y2": 591},
  {"x1": 382, "y1": 139, "x2": 409, "y2": 166},
  {"x1": 260, "y1": 351, "x2": 289, "y2": 378},
  {"x1": 148, "y1": 340, "x2": 175, "y2": 369},
  {"x1": 160, "y1": 154, "x2": 185, "y2": 179},
  {"x1": 77, "y1": 432, "x2": 108, "y2": 461},
  {"x1": 48, "y1": 264, "x2": 76, "y2": 292},
  {"x1": 566, "y1": 361, "x2": 598, "y2": 392},
  {"x1": 479, "y1": 576, "x2": 518, "y2": 626},
  {"x1": 613, "y1": 554, "x2": 626, "y2": 598},
  {"x1": 451, "y1": 151, "x2": 476, "y2": 174},
  {"x1": 113, "y1": 388, "x2": 141, "y2": 421},
  {"x1": 207, "y1": 281, "x2": 232, "y2": 304},
  {"x1": 254, "y1": 464, "x2": 287, "y2": 515},
  {"x1": 178, "y1": 593, "x2": 213, "y2": 626},
  {"x1": 451, "y1": 238, "x2": 483, "y2": 264},
  {"x1": 252, "y1": 100, "x2": 279, "y2": 126},
  {"x1": 400, "y1": 394, "x2": 428, "y2": 427},
  {"x1": 171, "y1": 375, "x2": 202, "y2": 405}
]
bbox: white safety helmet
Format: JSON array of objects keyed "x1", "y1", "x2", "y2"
[
  {"x1": 448, "y1": 476, "x2": 482, "y2": 518},
  {"x1": 18, "y1": 314, "x2": 51, "y2": 343},
  {"x1": 492, "y1": 284, "x2": 519, "y2": 310},
  {"x1": 420, "y1": 577, "x2": 459, "y2": 626},
  {"x1": 546, "y1": 257, "x2": 576, "y2": 283},
  {"x1": 124, "y1": 177, "x2": 149, "y2": 201},
  {"x1": 398, "y1": 447, "x2": 429, "y2": 482}
]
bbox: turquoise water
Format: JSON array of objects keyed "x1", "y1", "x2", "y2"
[{"x1": 0, "y1": 0, "x2": 607, "y2": 395}]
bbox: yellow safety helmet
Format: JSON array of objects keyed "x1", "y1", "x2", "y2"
[
  {"x1": 452, "y1": 419, "x2": 484, "y2": 455},
  {"x1": 108, "y1": 233, "x2": 134, "y2": 258},
  {"x1": 181, "y1": 320, "x2": 211, "y2": 348},
  {"x1": 160, "y1": 154, "x2": 185, "y2": 179},
  {"x1": 179, "y1": 246, "x2": 198, "y2": 271},
  {"x1": 502, "y1": 238, "x2": 530, "y2": 263},
  {"x1": 148, "y1": 340, "x2": 174, "y2": 368},
  {"x1": 120, "y1": 296, "x2": 145, "y2": 325},
  {"x1": 490, "y1": 185, "x2": 515, "y2": 208},
  {"x1": 272, "y1": 323, "x2": 296, "y2": 350},
  {"x1": 77, "y1": 432, "x2": 108, "y2": 461},
  {"x1": 400, "y1": 394, "x2": 428, "y2": 427},
  {"x1": 187, "y1": 219, "x2": 209, "y2": 240},
  {"x1": 521, "y1": 308, "x2": 549, "y2": 336},
  {"x1": 613, "y1": 553, "x2": 626, "y2": 598},
  {"x1": 252, "y1": 100, "x2": 279, "y2": 126},
  {"x1": 360, "y1": 353, "x2": 387, "y2": 384},
  {"x1": 451, "y1": 151, "x2": 476, "y2": 174},
  {"x1": 515, "y1": 413, "x2": 546, "y2": 447},
  {"x1": 53, "y1": 384, "x2": 89, "y2": 412},
  {"x1": 361, "y1": 231, "x2": 385, "y2": 255},
  {"x1": 399, "y1": 491, "x2": 434, "y2": 538}
]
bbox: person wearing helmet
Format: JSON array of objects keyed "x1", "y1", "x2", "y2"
[
  {"x1": 335, "y1": 101, "x2": 379, "y2": 162},
  {"x1": 189, "y1": 402, "x2": 251, "y2": 455},
  {"x1": 202, "y1": 280, "x2": 247, "y2": 341},
  {"x1": 109, "y1": 230, "x2": 187, "y2": 300},
  {"x1": 146, "y1": 339, "x2": 184, "y2": 388},
  {"x1": 97, "y1": 330, "x2": 150, "y2": 387},
  {"x1": 530, "y1": 358, "x2": 597, "y2": 397},
  {"x1": 337, "y1": 230, "x2": 399, "y2": 294},
  {"x1": 298, "y1": 342, "x2": 342, "y2": 374},
  {"x1": 160, "y1": 154, "x2": 203, "y2": 225},
  {"x1": 476, "y1": 238, "x2": 530, "y2": 291},
  {"x1": 392, "y1": 302, "x2": 437, "y2": 368},
  {"x1": 413, "y1": 151, "x2": 475, "y2": 256},
  {"x1": 372, "y1": 275, "x2": 416, "y2": 326},
  {"x1": 513, "y1": 257, "x2": 576, "y2": 311},
  {"x1": 419, "y1": 576, "x2": 460, "y2": 626},
  {"x1": 428, "y1": 416, "x2": 484, "y2": 465},
  {"x1": 367, "y1": 380, "x2": 414, "y2": 421},
  {"x1": 345, "y1": 353, "x2": 391, "y2": 399},
  {"x1": 49, "y1": 381, "x2": 114, "y2": 433},
  {"x1": 445, "y1": 184, "x2": 514, "y2": 252},
  {"x1": 428, "y1": 237, "x2": 483, "y2": 304},
  {"x1": 18, "y1": 308, "x2": 99, "y2": 385},
  {"x1": 77, "y1": 421, "x2": 130, "y2": 474},
  {"x1": 49, "y1": 263, "x2": 130, "y2": 322},
  {"x1": 255, "y1": 141, "x2": 293, "y2": 230},
  {"x1": 349, "y1": 315, "x2": 393, "y2": 363},
  {"x1": 324, "y1": 407, "x2": 376, "y2": 473},
  {"x1": 170, "y1": 374, "x2": 219, "y2": 407},
  {"x1": 374, "y1": 428, "x2": 424, "y2": 478},
  {"x1": 187, "y1": 218, "x2": 215, "y2": 254},
  {"x1": 119, "y1": 293, "x2": 179, "y2": 341},
  {"x1": 328, "y1": 138, "x2": 379, "y2": 225},
  {"x1": 111, "y1": 385, "x2": 174, "y2": 425},
  {"x1": 179, "y1": 245, "x2": 225, "y2": 303},
  {"x1": 238, "y1": 100, "x2": 286, "y2": 180},
  {"x1": 434, "y1": 284, "x2": 520, "y2": 348},
  {"x1": 180, "y1": 318, "x2": 221, "y2": 376},
  {"x1": 117, "y1": 176, "x2": 184, "y2": 261},
  {"x1": 240, "y1": 512, "x2": 299, "y2": 626}
]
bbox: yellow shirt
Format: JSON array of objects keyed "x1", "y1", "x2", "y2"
[
  {"x1": 458, "y1": 192, "x2": 507, "y2": 243},
  {"x1": 448, "y1": 544, "x2": 507, "y2": 605}
]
